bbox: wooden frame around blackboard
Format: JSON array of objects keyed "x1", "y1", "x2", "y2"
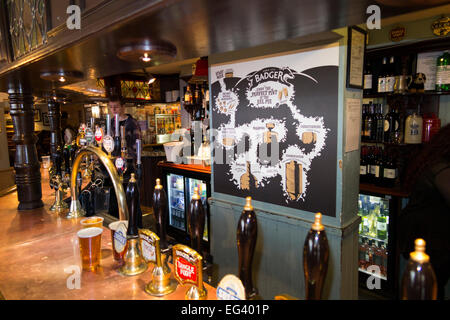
[{"x1": 346, "y1": 25, "x2": 367, "y2": 89}]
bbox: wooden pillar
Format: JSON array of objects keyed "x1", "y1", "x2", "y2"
[
  {"x1": 47, "y1": 99, "x2": 62, "y2": 163},
  {"x1": 8, "y1": 86, "x2": 44, "y2": 210}
]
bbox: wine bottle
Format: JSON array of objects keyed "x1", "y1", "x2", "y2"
[
  {"x1": 378, "y1": 57, "x2": 387, "y2": 93},
  {"x1": 363, "y1": 60, "x2": 373, "y2": 95},
  {"x1": 361, "y1": 104, "x2": 367, "y2": 141},
  {"x1": 401, "y1": 239, "x2": 438, "y2": 300},
  {"x1": 385, "y1": 56, "x2": 396, "y2": 93},
  {"x1": 436, "y1": 51, "x2": 450, "y2": 92},
  {"x1": 376, "y1": 104, "x2": 384, "y2": 142},
  {"x1": 360, "y1": 146, "x2": 368, "y2": 183},
  {"x1": 236, "y1": 196, "x2": 258, "y2": 299},
  {"x1": 303, "y1": 212, "x2": 329, "y2": 300}
]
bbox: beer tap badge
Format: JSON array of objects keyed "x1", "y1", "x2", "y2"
[
  {"x1": 139, "y1": 229, "x2": 157, "y2": 263},
  {"x1": 113, "y1": 222, "x2": 127, "y2": 255},
  {"x1": 172, "y1": 244, "x2": 202, "y2": 286},
  {"x1": 211, "y1": 45, "x2": 338, "y2": 217}
]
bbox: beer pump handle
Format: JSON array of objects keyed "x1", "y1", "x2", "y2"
[
  {"x1": 303, "y1": 212, "x2": 329, "y2": 300},
  {"x1": 188, "y1": 187, "x2": 206, "y2": 257},
  {"x1": 63, "y1": 147, "x2": 71, "y2": 175},
  {"x1": 54, "y1": 148, "x2": 63, "y2": 176},
  {"x1": 106, "y1": 114, "x2": 111, "y2": 137},
  {"x1": 126, "y1": 173, "x2": 139, "y2": 237},
  {"x1": 153, "y1": 179, "x2": 168, "y2": 250},
  {"x1": 236, "y1": 196, "x2": 258, "y2": 299}
]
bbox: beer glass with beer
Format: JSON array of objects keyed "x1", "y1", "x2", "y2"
[
  {"x1": 78, "y1": 227, "x2": 103, "y2": 271},
  {"x1": 80, "y1": 216, "x2": 104, "y2": 229}
]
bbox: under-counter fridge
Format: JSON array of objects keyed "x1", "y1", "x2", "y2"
[
  {"x1": 161, "y1": 166, "x2": 211, "y2": 263},
  {"x1": 357, "y1": 192, "x2": 400, "y2": 299}
]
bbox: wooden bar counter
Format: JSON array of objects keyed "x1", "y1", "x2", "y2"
[{"x1": 0, "y1": 170, "x2": 216, "y2": 300}]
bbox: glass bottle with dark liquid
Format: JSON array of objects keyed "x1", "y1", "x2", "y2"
[
  {"x1": 188, "y1": 187, "x2": 206, "y2": 257},
  {"x1": 303, "y1": 212, "x2": 329, "y2": 300},
  {"x1": 401, "y1": 239, "x2": 437, "y2": 300},
  {"x1": 236, "y1": 196, "x2": 258, "y2": 299},
  {"x1": 153, "y1": 178, "x2": 169, "y2": 250}
]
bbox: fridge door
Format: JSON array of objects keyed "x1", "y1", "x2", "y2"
[
  {"x1": 186, "y1": 177, "x2": 209, "y2": 242},
  {"x1": 167, "y1": 173, "x2": 186, "y2": 231},
  {"x1": 358, "y1": 194, "x2": 390, "y2": 282}
]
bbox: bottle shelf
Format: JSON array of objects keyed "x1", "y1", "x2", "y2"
[
  {"x1": 361, "y1": 140, "x2": 422, "y2": 147},
  {"x1": 360, "y1": 182, "x2": 410, "y2": 198},
  {"x1": 359, "y1": 234, "x2": 388, "y2": 243},
  {"x1": 363, "y1": 90, "x2": 450, "y2": 99}
]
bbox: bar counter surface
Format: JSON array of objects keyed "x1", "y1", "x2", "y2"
[{"x1": 0, "y1": 170, "x2": 216, "y2": 300}]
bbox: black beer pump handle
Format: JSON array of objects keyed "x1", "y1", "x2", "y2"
[
  {"x1": 126, "y1": 173, "x2": 139, "y2": 237},
  {"x1": 153, "y1": 179, "x2": 168, "y2": 249},
  {"x1": 237, "y1": 196, "x2": 258, "y2": 299},
  {"x1": 188, "y1": 187, "x2": 206, "y2": 255}
]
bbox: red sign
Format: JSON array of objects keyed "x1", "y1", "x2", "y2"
[{"x1": 176, "y1": 257, "x2": 197, "y2": 283}]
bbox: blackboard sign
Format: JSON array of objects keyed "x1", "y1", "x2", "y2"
[{"x1": 210, "y1": 45, "x2": 339, "y2": 217}]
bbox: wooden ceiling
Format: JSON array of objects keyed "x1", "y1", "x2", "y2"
[{"x1": 0, "y1": 0, "x2": 447, "y2": 100}]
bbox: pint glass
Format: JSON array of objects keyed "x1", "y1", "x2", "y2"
[
  {"x1": 78, "y1": 227, "x2": 103, "y2": 271},
  {"x1": 80, "y1": 216, "x2": 104, "y2": 229}
]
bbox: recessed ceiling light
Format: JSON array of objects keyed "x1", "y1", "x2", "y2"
[
  {"x1": 40, "y1": 70, "x2": 84, "y2": 83},
  {"x1": 58, "y1": 76, "x2": 66, "y2": 82},
  {"x1": 140, "y1": 53, "x2": 151, "y2": 63},
  {"x1": 117, "y1": 39, "x2": 177, "y2": 64}
]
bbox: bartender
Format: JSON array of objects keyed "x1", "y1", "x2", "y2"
[
  {"x1": 106, "y1": 97, "x2": 143, "y2": 226},
  {"x1": 108, "y1": 97, "x2": 141, "y2": 161}
]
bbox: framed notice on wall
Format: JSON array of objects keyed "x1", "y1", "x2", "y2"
[
  {"x1": 210, "y1": 44, "x2": 339, "y2": 217},
  {"x1": 346, "y1": 26, "x2": 367, "y2": 89}
]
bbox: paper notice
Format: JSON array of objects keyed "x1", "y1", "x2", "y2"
[
  {"x1": 345, "y1": 98, "x2": 361, "y2": 153},
  {"x1": 417, "y1": 51, "x2": 443, "y2": 91}
]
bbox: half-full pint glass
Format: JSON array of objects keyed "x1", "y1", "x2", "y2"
[{"x1": 78, "y1": 227, "x2": 103, "y2": 271}]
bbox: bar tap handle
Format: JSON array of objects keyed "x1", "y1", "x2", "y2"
[
  {"x1": 113, "y1": 114, "x2": 121, "y2": 157},
  {"x1": 136, "y1": 139, "x2": 142, "y2": 182},
  {"x1": 188, "y1": 187, "x2": 206, "y2": 257},
  {"x1": 236, "y1": 196, "x2": 258, "y2": 299},
  {"x1": 303, "y1": 212, "x2": 329, "y2": 300},
  {"x1": 63, "y1": 146, "x2": 71, "y2": 175},
  {"x1": 153, "y1": 179, "x2": 169, "y2": 250},
  {"x1": 118, "y1": 172, "x2": 147, "y2": 276},
  {"x1": 120, "y1": 125, "x2": 127, "y2": 157},
  {"x1": 54, "y1": 146, "x2": 63, "y2": 177},
  {"x1": 106, "y1": 114, "x2": 111, "y2": 137},
  {"x1": 126, "y1": 173, "x2": 139, "y2": 237}
]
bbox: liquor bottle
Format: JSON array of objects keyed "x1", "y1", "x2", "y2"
[
  {"x1": 361, "y1": 104, "x2": 367, "y2": 141},
  {"x1": 366, "y1": 103, "x2": 374, "y2": 142},
  {"x1": 376, "y1": 104, "x2": 385, "y2": 142},
  {"x1": 373, "y1": 240, "x2": 383, "y2": 270},
  {"x1": 376, "y1": 204, "x2": 387, "y2": 240},
  {"x1": 366, "y1": 147, "x2": 374, "y2": 183},
  {"x1": 363, "y1": 60, "x2": 373, "y2": 95},
  {"x1": 369, "y1": 104, "x2": 378, "y2": 142},
  {"x1": 436, "y1": 50, "x2": 450, "y2": 92},
  {"x1": 382, "y1": 151, "x2": 397, "y2": 188},
  {"x1": 188, "y1": 187, "x2": 206, "y2": 257},
  {"x1": 362, "y1": 198, "x2": 370, "y2": 236},
  {"x1": 404, "y1": 112, "x2": 423, "y2": 144},
  {"x1": 374, "y1": 148, "x2": 385, "y2": 186},
  {"x1": 401, "y1": 239, "x2": 438, "y2": 300},
  {"x1": 369, "y1": 148, "x2": 380, "y2": 185},
  {"x1": 385, "y1": 56, "x2": 396, "y2": 93},
  {"x1": 358, "y1": 238, "x2": 366, "y2": 269},
  {"x1": 368, "y1": 203, "x2": 378, "y2": 238},
  {"x1": 153, "y1": 178, "x2": 169, "y2": 250},
  {"x1": 384, "y1": 106, "x2": 399, "y2": 143},
  {"x1": 378, "y1": 57, "x2": 387, "y2": 93},
  {"x1": 358, "y1": 199, "x2": 363, "y2": 234},
  {"x1": 360, "y1": 238, "x2": 368, "y2": 270},
  {"x1": 237, "y1": 196, "x2": 258, "y2": 299},
  {"x1": 360, "y1": 147, "x2": 368, "y2": 183},
  {"x1": 194, "y1": 84, "x2": 200, "y2": 104},
  {"x1": 303, "y1": 213, "x2": 329, "y2": 300},
  {"x1": 380, "y1": 243, "x2": 388, "y2": 278}
]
